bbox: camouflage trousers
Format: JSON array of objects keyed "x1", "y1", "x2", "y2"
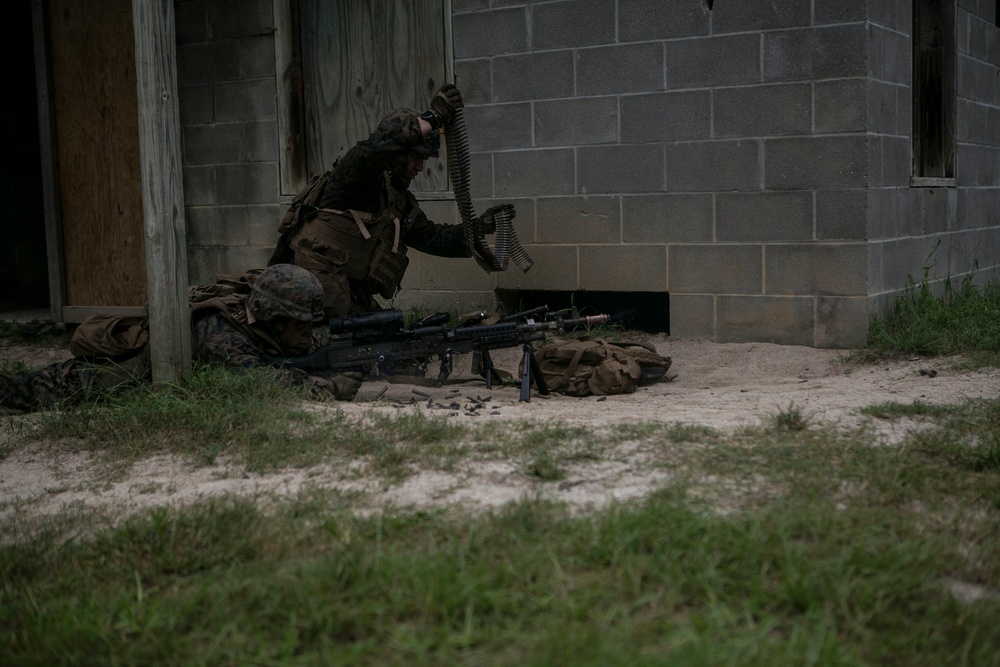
[{"x1": 0, "y1": 354, "x2": 149, "y2": 413}]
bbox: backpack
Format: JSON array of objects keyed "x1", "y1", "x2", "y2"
[
  {"x1": 527, "y1": 337, "x2": 673, "y2": 397},
  {"x1": 69, "y1": 314, "x2": 149, "y2": 361}
]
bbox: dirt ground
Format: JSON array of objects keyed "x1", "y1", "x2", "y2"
[{"x1": 3, "y1": 336, "x2": 1000, "y2": 523}]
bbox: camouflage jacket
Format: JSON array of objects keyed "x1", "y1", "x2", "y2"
[{"x1": 315, "y1": 111, "x2": 469, "y2": 259}]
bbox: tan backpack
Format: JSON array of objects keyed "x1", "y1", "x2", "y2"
[{"x1": 527, "y1": 337, "x2": 673, "y2": 397}]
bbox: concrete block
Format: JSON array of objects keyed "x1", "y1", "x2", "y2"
[
  {"x1": 470, "y1": 152, "x2": 493, "y2": 199},
  {"x1": 869, "y1": 0, "x2": 910, "y2": 33},
  {"x1": 911, "y1": 187, "x2": 958, "y2": 235},
  {"x1": 245, "y1": 121, "x2": 278, "y2": 162},
  {"x1": 178, "y1": 41, "x2": 240, "y2": 85},
  {"x1": 455, "y1": 59, "x2": 491, "y2": 105},
  {"x1": 183, "y1": 166, "x2": 216, "y2": 206},
  {"x1": 207, "y1": 0, "x2": 273, "y2": 40},
  {"x1": 579, "y1": 245, "x2": 666, "y2": 291},
  {"x1": 765, "y1": 243, "x2": 868, "y2": 296},
  {"x1": 623, "y1": 194, "x2": 713, "y2": 243},
  {"x1": 496, "y1": 244, "x2": 579, "y2": 291},
  {"x1": 764, "y1": 25, "x2": 867, "y2": 82},
  {"x1": 182, "y1": 123, "x2": 245, "y2": 165},
  {"x1": 896, "y1": 85, "x2": 912, "y2": 138},
  {"x1": 664, "y1": 140, "x2": 761, "y2": 193},
  {"x1": 957, "y1": 145, "x2": 1000, "y2": 187},
  {"x1": 577, "y1": 43, "x2": 665, "y2": 96},
  {"x1": 392, "y1": 288, "x2": 498, "y2": 320},
  {"x1": 668, "y1": 294, "x2": 714, "y2": 339},
  {"x1": 620, "y1": 90, "x2": 711, "y2": 143},
  {"x1": 216, "y1": 163, "x2": 279, "y2": 205},
  {"x1": 880, "y1": 136, "x2": 911, "y2": 187},
  {"x1": 717, "y1": 296, "x2": 814, "y2": 345},
  {"x1": 246, "y1": 203, "x2": 284, "y2": 246},
  {"x1": 464, "y1": 103, "x2": 533, "y2": 150},
  {"x1": 185, "y1": 206, "x2": 225, "y2": 246},
  {"x1": 175, "y1": 0, "x2": 207, "y2": 44},
  {"x1": 669, "y1": 244, "x2": 762, "y2": 294},
  {"x1": 537, "y1": 196, "x2": 620, "y2": 244},
  {"x1": 494, "y1": 149, "x2": 575, "y2": 196},
  {"x1": 716, "y1": 192, "x2": 813, "y2": 242},
  {"x1": 578, "y1": 145, "x2": 665, "y2": 194},
  {"x1": 880, "y1": 237, "x2": 943, "y2": 292},
  {"x1": 619, "y1": 0, "x2": 709, "y2": 41},
  {"x1": 532, "y1": 0, "x2": 615, "y2": 49},
  {"x1": 535, "y1": 98, "x2": 619, "y2": 147},
  {"x1": 867, "y1": 135, "x2": 884, "y2": 188},
  {"x1": 665, "y1": 34, "x2": 760, "y2": 89},
  {"x1": 764, "y1": 136, "x2": 867, "y2": 190},
  {"x1": 969, "y1": 12, "x2": 1000, "y2": 62},
  {"x1": 240, "y1": 35, "x2": 275, "y2": 79},
  {"x1": 214, "y1": 80, "x2": 277, "y2": 122},
  {"x1": 817, "y1": 190, "x2": 867, "y2": 240},
  {"x1": 186, "y1": 246, "x2": 222, "y2": 285},
  {"x1": 866, "y1": 80, "x2": 899, "y2": 135},
  {"x1": 214, "y1": 245, "x2": 271, "y2": 276},
  {"x1": 454, "y1": 8, "x2": 527, "y2": 59},
  {"x1": 815, "y1": 79, "x2": 868, "y2": 133},
  {"x1": 869, "y1": 25, "x2": 910, "y2": 85},
  {"x1": 814, "y1": 0, "x2": 867, "y2": 24},
  {"x1": 415, "y1": 200, "x2": 460, "y2": 227},
  {"x1": 493, "y1": 52, "x2": 574, "y2": 102},
  {"x1": 714, "y1": 84, "x2": 811, "y2": 138},
  {"x1": 179, "y1": 85, "x2": 214, "y2": 125},
  {"x1": 816, "y1": 297, "x2": 869, "y2": 347},
  {"x1": 417, "y1": 253, "x2": 496, "y2": 291},
  {"x1": 712, "y1": 0, "x2": 810, "y2": 32}
]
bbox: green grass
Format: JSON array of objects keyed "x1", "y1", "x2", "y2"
[
  {"x1": 865, "y1": 260, "x2": 1000, "y2": 365},
  {"x1": 2, "y1": 260, "x2": 1000, "y2": 664}
]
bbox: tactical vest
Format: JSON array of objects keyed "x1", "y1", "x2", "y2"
[{"x1": 269, "y1": 170, "x2": 410, "y2": 300}]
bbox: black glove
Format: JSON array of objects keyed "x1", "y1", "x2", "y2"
[
  {"x1": 477, "y1": 204, "x2": 516, "y2": 235},
  {"x1": 331, "y1": 372, "x2": 363, "y2": 401},
  {"x1": 429, "y1": 84, "x2": 463, "y2": 126}
]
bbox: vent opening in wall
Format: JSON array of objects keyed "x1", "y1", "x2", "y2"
[{"x1": 497, "y1": 290, "x2": 670, "y2": 335}]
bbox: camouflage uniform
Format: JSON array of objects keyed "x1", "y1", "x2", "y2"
[
  {"x1": 0, "y1": 265, "x2": 358, "y2": 413},
  {"x1": 269, "y1": 107, "x2": 470, "y2": 317}
]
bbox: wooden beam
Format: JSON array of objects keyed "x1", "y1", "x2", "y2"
[
  {"x1": 131, "y1": 0, "x2": 190, "y2": 382},
  {"x1": 31, "y1": 0, "x2": 66, "y2": 323}
]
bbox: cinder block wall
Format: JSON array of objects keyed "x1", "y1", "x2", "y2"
[
  {"x1": 869, "y1": 0, "x2": 1000, "y2": 314},
  {"x1": 455, "y1": 0, "x2": 873, "y2": 346},
  {"x1": 175, "y1": 0, "x2": 283, "y2": 282},
  {"x1": 174, "y1": 0, "x2": 999, "y2": 348}
]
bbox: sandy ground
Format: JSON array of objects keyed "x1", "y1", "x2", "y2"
[{"x1": 3, "y1": 336, "x2": 999, "y2": 525}]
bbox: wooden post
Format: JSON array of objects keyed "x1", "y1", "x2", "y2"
[
  {"x1": 131, "y1": 0, "x2": 190, "y2": 382},
  {"x1": 31, "y1": 0, "x2": 66, "y2": 323}
]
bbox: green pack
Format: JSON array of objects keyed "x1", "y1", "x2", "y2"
[{"x1": 528, "y1": 337, "x2": 673, "y2": 397}]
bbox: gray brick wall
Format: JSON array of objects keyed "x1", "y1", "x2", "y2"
[
  {"x1": 173, "y1": 0, "x2": 999, "y2": 349},
  {"x1": 177, "y1": 0, "x2": 278, "y2": 283}
]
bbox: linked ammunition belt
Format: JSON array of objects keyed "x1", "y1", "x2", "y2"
[{"x1": 444, "y1": 108, "x2": 533, "y2": 274}]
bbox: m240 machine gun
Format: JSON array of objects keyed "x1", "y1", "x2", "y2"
[{"x1": 270, "y1": 308, "x2": 609, "y2": 402}]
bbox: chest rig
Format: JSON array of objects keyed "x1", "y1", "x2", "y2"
[{"x1": 275, "y1": 171, "x2": 411, "y2": 300}]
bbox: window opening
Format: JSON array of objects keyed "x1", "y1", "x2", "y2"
[{"x1": 912, "y1": 0, "x2": 956, "y2": 180}]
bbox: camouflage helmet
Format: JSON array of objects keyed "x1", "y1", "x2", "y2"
[
  {"x1": 246, "y1": 264, "x2": 324, "y2": 324},
  {"x1": 376, "y1": 107, "x2": 440, "y2": 158}
]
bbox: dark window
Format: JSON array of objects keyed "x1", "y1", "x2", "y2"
[{"x1": 912, "y1": 0, "x2": 956, "y2": 180}]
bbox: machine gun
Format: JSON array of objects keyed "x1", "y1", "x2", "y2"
[{"x1": 269, "y1": 308, "x2": 610, "y2": 402}]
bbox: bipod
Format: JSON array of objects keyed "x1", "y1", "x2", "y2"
[{"x1": 519, "y1": 343, "x2": 549, "y2": 402}]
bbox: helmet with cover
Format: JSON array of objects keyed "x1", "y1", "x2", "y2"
[
  {"x1": 376, "y1": 107, "x2": 440, "y2": 158},
  {"x1": 246, "y1": 264, "x2": 324, "y2": 324}
]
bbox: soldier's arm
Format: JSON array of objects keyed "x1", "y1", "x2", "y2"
[{"x1": 400, "y1": 197, "x2": 472, "y2": 258}]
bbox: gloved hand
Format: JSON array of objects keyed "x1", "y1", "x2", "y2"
[
  {"x1": 477, "y1": 204, "x2": 516, "y2": 235},
  {"x1": 331, "y1": 372, "x2": 363, "y2": 400},
  {"x1": 429, "y1": 84, "x2": 463, "y2": 126}
]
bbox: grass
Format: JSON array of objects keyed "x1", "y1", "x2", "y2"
[
  {"x1": 2, "y1": 264, "x2": 1000, "y2": 664},
  {"x1": 865, "y1": 260, "x2": 1000, "y2": 365}
]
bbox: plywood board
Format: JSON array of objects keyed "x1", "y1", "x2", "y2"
[{"x1": 49, "y1": 0, "x2": 146, "y2": 307}]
